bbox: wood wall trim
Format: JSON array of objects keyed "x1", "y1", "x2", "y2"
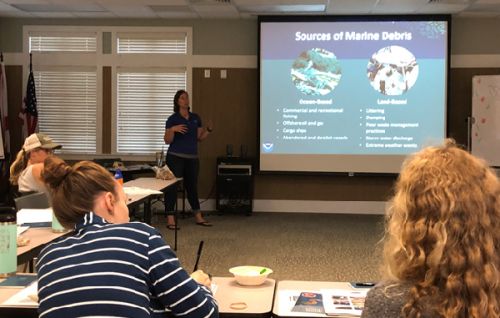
[
  {"x1": 5, "y1": 65, "x2": 23, "y2": 156},
  {"x1": 102, "y1": 66, "x2": 111, "y2": 154}
]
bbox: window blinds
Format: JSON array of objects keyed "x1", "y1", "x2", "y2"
[
  {"x1": 117, "y1": 70, "x2": 186, "y2": 154},
  {"x1": 30, "y1": 34, "x2": 97, "y2": 52},
  {"x1": 117, "y1": 32, "x2": 187, "y2": 54},
  {"x1": 34, "y1": 70, "x2": 97, "y2": 153}
]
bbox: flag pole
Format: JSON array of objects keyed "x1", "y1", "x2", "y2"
[
  {"x1": 29, "y1": 52, "x2": 32, "y2": 71},
  {"x1": 0, "y1": 52, "x2": 3, "y2": 62}
]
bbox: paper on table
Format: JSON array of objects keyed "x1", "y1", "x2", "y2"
[
  {"x1": 2, "y1": 281, "x2": 38, "y2": 307},
  {"x1": 0, "y1": 274, "x2": 37, "y2": 288},
  {"x1": 17, "y1": 208, "x2": 53, "y2": 225},
  {"x1": 321, "y1": 289, "x2": 368, "y2": 317},
  {"x1": 17, "y1": 226, "x2": 29, "y2": 236},
  {"x1": 277, "y1": 289, "x2": 324, "y2": 317},
  {"x1": 211, "y1": 282, "x2": 218, "y2": 295},
  {"x1": 123, "y1": 186, "x2": 163, "y2": 196}
]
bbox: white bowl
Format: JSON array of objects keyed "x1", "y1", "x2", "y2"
[{"x1": 229, "y1": 266, "x2": 273, "y2": 286}]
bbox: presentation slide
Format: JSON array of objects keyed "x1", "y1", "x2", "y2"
[{"x1": 259, "y1": 16, "x2": 449, "y2": 173}]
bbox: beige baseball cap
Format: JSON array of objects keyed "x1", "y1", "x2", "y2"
[{"x1": 22, "y1": 133, "x2": 62, "y2": 152}]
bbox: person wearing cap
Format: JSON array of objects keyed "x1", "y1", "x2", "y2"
[{"x1": 9, "y1": 133, "x2": 62, "y2": 194}]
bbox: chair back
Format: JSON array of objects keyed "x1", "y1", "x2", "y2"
[
  {"x1": 0, "y1": 206, "x2": 16, "y2": 216},
  {"x1": 14, "y1": 192, "x2": 50, "y2": 210}
]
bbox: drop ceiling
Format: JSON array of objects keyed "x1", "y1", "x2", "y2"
[{"x1": 0, "y1": 0, "x2": 499, "y2": 19}]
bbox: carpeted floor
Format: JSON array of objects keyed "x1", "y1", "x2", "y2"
[{"x1": 151, "y1": 210, "x2": 386, "y2": 283}]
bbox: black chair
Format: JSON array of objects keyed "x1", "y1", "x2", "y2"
[
  {"x1": 93, "y1": 158, "x2": 122, "y2": 169},
  {"x1": 14, "y1": 192, "x2": 50, "y2": 210},
  {"x1": 0, "y1": 206, "x2": 16, "y2": 217}
]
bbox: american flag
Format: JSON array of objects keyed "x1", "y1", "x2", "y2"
[{"x1": 19, "y1": 61, "x2": 38, "y2": 139}]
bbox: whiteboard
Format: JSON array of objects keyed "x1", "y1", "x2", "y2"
[{"x1": 471, "y1": 75, "x2": 500, "y2": 166}]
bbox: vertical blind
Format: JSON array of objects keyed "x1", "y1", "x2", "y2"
[
  {"x1": 117, "y1": 71, "x2": 186, "y2": 154},
  {"x1": 35, "y1": 70, "x2": 97, "y2": 153}
]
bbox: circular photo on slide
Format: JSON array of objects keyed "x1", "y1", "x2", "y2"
[
  {"x1": 291, "y1": 48, "x2": 342, "y2": 96},
  {"x1": 367, "y1": 45, "x2": 419, "y2": 96}
]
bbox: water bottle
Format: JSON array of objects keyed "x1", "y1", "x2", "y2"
[
  {"x1": 0, "y1": 210, "x2": 17, "y2": 277},
  {"x1": 114, "y1": 168, "x2": 124, "y2": 186},
  {"x1": 52, "y1": 211, "x2": 65, "y2": 233}
]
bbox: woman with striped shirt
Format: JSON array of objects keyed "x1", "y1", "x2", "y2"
[{"x1": 37, "y1": 156, "x2": 218, "y2": 318}]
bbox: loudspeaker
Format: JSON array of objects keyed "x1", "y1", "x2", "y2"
[
  {"x1": 216, "y1": 157, "x2": 254, "y2": 215},
  {"x1": 226, "y1": 144, "x2": 233, "y2": 157},
  {"x1": 240, "y1": 144, "x2": 248, "y2": 158}
]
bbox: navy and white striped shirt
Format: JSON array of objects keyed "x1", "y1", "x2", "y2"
[{"x1": 36, "y1": 212, "x2": 218, "y2": 318}]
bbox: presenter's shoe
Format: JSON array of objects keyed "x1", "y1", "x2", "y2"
[
  {"x1": 193, "y1": 211, "x2": 212, "y2": 227},
  {"x1": 196, "y1": 221, "x2": 213, "y2": 227},
  {"x1": 167, "y1": 224, "x2": 180, "y2": 230}
]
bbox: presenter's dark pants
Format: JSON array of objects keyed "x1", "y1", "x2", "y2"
[{"x1": 164, "y1": 153, "x2": 200, "y2": 215}]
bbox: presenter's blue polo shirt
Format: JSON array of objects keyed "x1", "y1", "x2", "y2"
[{"x1": 165, "y1": 112, "x2": 202, "y2": 156}]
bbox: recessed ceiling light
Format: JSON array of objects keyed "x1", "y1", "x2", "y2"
[{"x1": 239, "y1": 4, "x2": 326, "y2": 13}]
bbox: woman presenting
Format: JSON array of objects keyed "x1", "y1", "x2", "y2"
[{"x1": 164, "y1": 90, "x2": 212, "y2": 229}]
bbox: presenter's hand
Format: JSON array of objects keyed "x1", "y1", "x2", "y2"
[
  {"x1": 191, "y1": 270, "x2": 212, "y2": 288},
  {"x1": 173, "y1": 124, "x2": 188, "y2": 134},
  {"x1": 206, "y1": 120, "x2": 214, "y2": 132}
]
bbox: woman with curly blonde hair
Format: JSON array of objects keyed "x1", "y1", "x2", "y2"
[{"x1": 362, "y1": 140, "x2": 500, "y2": 318}]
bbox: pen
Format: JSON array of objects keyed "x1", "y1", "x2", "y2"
[
  {"x1": 354, "y1": 282, "x2": 375, "y2": 287},
  {"x1": 193, "y1": 240, "x2": 204, "y2": 272}
]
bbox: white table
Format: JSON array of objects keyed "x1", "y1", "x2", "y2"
[
  {"x1": 0, "y1": 275, "x2": 273, "y2": 318},
  {"x1": 273, "y1": 280, "x2": 371, "y2": 317},
  {"x1": 213, "y1": 276, "x2": 275, "y2": 317},
  {"x1": 124, "y1": 177, "x2": 180, "y2": 224},
  {"x1": 0, "y1": 274, "x2": 38, "y2": 318}
]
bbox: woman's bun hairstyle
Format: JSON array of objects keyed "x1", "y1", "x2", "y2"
[
  {"x1": 41, "y1": 157, "x2": 117, "y2": 228},
  {"x1": 42, "y1": 156, "x2": 72, "y2": 189}
]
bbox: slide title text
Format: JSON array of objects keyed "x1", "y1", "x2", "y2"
[{"x1": 295, "y1": 31, "x2": 412, "y2": 41}]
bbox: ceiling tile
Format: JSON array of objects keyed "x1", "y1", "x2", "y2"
[
  {"x1": 458, "y1": 10, "x2": 500, "y2": 17},
  {"x1": 192, "y1": 3, "x2": 240, "y2": 18},
  {"x1": 1, "y1": 0, "x2": 51, "y2": 4},
  {"x1": 31, "y1": 11, "x2": 77, "y2": 18},
  {"x1": 72, "y1": 11, "x2": 117, "y2": 18},
  {"x1": 112, "y1": 11, "x2": 157, "y2": 18},
  {"x1": 475, "y1": 0, "x2": 500, "y2": 4},
  {"x1": 0, "y1": 10, "x2": 34, "y2": 17},
  {"x1": 48, "y1": 0, "x2": 95, "y2": 5},
  {"x1": 239, "y1": 12, "x2": 256, "y2": 18},
  {"x1": 149, "y1": 5, "x2": 192, "y2": 12},
  {"x1": 0, "y1": 1, "x2": 18, "y2": 11},
  {"x1": 372, "y1": 0, "x2": 424, "y2": 14},
  {"x1": 156, "y1": 11, "x2": 199, "y2": 18},
  {"x1": 327, "y1": 0, "x2": 378, "y2": 13},
  {"x1": 467, "y1": 3, "x2": 500, "y2": 11},
  {"x1": 97, "y1": 3, "x2": 156, "y2": 17},
  {"x1": 417, "y1": 3, "x2": 469, "y2": 13},
  {"x1": 97, "y1": 0, "x2": 188, "y2": 5}
]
